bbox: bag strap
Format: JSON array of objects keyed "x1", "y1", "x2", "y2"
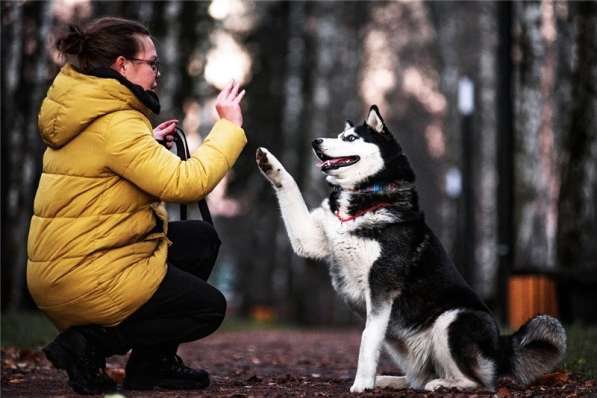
[{"x1": 172, "y1": 126, "x2": 214, "y2": 225}]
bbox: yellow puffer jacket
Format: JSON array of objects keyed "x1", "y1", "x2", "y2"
[{"x1": 27, "y1": 64, "x2": 247, "y2": 330}]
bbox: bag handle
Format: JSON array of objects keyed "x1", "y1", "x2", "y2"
[{"x1": 171, "y1": 126, "x2": 214, "y2": 225}]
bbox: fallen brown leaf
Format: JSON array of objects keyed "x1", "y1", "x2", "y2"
[
  {"x1": 496, "y1": 386, "x2": 511, "y2": 398},
  {"x1": 535, "y1": 370, "x2": 571, "y2": 386}
]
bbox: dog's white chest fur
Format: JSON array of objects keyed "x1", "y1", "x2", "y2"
[{"x1": 320, "y1": 205, "x2": 382, "y2": 308}]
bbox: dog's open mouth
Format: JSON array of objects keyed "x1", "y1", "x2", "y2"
[{"x1": 314, "y1": 149, "x2": 360, "y2": 172}]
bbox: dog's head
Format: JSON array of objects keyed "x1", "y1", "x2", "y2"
[{"x1": 312, "y1": 105, "x2": 415, "y2": 188}]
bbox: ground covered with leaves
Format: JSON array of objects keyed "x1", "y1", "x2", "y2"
[{"x1": 2, "y1": 329, "x2": 596, "y2": 397}]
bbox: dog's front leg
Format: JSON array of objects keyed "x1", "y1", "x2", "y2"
[
  {"x1": 350, "y1": 296, "x2": 392, "y2": 393},
  {"x1": 256, "y1": 148, "x2": 330, "y2": 260}
]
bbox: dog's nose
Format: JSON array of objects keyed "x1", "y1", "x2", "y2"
[{"x1": 312, "y1": 138, "x2": 323, "y2": 148}]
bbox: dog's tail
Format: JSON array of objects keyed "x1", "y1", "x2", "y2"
[{"x1": 499, "y1": 315, "x2": 566, "y2": 385}]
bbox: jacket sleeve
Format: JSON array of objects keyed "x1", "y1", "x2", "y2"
[{"x1": 105, "y1": 111, "x2": 247, "y2": 202}]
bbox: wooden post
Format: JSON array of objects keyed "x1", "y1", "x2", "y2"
[
  {"x1": 508, "y1": 273, "x2": 559, "y2": 329},
  {"x1": 459, "y1": 77, "x2": 475, "y2": 285}
]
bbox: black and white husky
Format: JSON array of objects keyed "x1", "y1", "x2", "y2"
[{"x1": 256, "y1": 106, "x2": 566, "y2": 393}]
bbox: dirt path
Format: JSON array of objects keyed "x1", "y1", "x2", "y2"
[{"x1": 2, "y1": 329, "x2": 595, "y2": 397}]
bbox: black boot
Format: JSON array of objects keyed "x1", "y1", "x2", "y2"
[
  {"x1": 43, "y1": 328, "x2": 117, "y2": 395},
  {"x1": 73, "y1": 325, "x2": 130, "y2": 356},
  {"x1": 123, "y1": 348, "x2": 209, "y2": 390}
]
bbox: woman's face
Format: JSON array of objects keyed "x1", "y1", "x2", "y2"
[{"x1": 114, "y1": 35, "x2": 160, "y2": 91}]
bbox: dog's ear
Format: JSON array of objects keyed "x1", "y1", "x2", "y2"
[
  {"x1": 344, "y1": 120, "x2": 354, "y2": 130},
  {"x1": 366, "y1": 105, "x2": 385, "y2": 134}
]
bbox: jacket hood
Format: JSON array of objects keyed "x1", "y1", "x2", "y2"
[{"x1": 38, "y1": 64, "x2": 154, "y2": 148}]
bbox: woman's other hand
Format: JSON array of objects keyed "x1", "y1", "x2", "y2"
[
  {"x1": 215, "y1": 80, "x2": 245, "y2": 128},
  {"x1": 153, "y1": 119, "x2": 178, "y2": 148}
]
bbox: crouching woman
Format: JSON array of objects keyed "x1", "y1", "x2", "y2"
[{"x1": 26, "y1": 17, "x2": 246, "y2": 394}]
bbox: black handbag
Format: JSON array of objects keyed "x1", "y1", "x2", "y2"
[
  {"x1": 158, "y1": 126, "x2": 222, "y2": 272},
  {"x1": 172, "y1": 126, "x2": 214, "y2": 225},
  {"x1": 169, "y1": 126, "x2": 221, "y2": 270}
]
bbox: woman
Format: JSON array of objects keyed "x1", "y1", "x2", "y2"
[{"x1": 27, "y1": 17, "x2": 246, "y2": 394}]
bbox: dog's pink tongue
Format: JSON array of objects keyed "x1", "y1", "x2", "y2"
[{"x1": 320, "y1": 157, "x2": 354, "y2": 169}]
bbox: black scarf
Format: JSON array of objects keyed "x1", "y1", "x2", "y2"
[{"x1": 85, "y1": 67, "x2": 161, "y2": 114}]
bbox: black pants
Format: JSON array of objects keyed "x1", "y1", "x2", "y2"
[
  {"x1": 113, "y1": 220, "x2": 225, "y2": 356},
  {"x1": 67, "y1": 220, "x2": 225, "y2": 360}
]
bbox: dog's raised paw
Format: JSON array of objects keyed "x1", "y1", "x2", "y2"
[{"x1": 256, "y1": 147, "x2": 285, "y2": 188}]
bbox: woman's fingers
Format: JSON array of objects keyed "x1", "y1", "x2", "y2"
[
  {"x1": 161, "y1": 122, "x2": 178, "y2": 134},
  {"x1": 217, "y1": 80, "x2": 234, "y2": 102},
  {"x1": 216, "y1": 79, "x2": 243, "y2": 104},
  {"x1": 233, "y1": 89, "x2": 246, "y2": 104},
  {"x1": 153, "y1": 119, "x2": 178, "y2": 144},
  {"x1": 156, "y1": 119, "x2": 178, "y2": 129},
  {"x1": 227, "y1": 80, "x2": 240, "y2": 100},
  {"x1": 214, "y1": 80, "x2": 245, "y2": 127}
]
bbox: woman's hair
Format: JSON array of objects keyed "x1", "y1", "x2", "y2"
[{"x1": 56, "y1": 17, "x2": 150, "y2": 72}]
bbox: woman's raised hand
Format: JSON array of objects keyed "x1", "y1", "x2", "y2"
[{"x1": 215, "y1": 80, "x2": 245, "y2": 128}]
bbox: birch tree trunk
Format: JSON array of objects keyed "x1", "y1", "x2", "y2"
[
  {"x1": 475, "y1": 3, "x2": 498, "y2": 298},
  {"x1": 514, "y1": 0, "x2": 559, "y2": 270}
]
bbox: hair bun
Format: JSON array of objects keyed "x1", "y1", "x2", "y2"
[{"x1": 56, "y1": 24, "x2": 87, "y2": 55}]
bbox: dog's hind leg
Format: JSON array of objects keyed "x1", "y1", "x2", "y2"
[
  {"x1": 256, "y1": 148, "x2": 330, "y2": 260},
  {"x1": 375, "y1": 375, "x2": 408, "y2": 389},
  {"x1": 350, "y1": 298, "x2": 392, "y2": 393},
  {"x1": 424, "y1": 310, "x2": 496, "y2": 392}
]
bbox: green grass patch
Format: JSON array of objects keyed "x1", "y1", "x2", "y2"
[
  {"x1": 1, "y1": 311, "x2": 58, "y2": 348},
  {"x1": 563, "y1": 324, "x2": 597, "y2": 380}
]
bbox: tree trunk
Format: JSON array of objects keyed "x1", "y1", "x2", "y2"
[
  {"x1": 2, "y1": 0, "x2": 51, "y2": 309},
  {"x1": 557, "y1": 2, "x2": 597, "y2": 270},
  {"x1": 1, "y1": 1, "x2": 24, "y2": 310},
  {"x1": 514, "y1": 0, "x2": 559, "y2": 271}
]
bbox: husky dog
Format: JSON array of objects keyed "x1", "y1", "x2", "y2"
[{"x1": 256, "y1": 105, "x2": 566, "y2": 393}]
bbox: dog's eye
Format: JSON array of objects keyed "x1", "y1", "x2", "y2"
[{"x1": 345, "y1": 135, "x2": 358, "y2": 142}]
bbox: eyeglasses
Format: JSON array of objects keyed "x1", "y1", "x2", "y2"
[{"x1": 128, "y1": 57, "x2": 160, "y2": 73}]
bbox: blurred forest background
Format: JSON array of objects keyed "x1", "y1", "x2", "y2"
[{"x1": 2, "y1": 0, "x2": 596, "y2": 328}]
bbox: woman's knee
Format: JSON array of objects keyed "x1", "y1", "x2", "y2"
[
  {"x1": 209, "y1": 286, "x2": 227, "y2": 317},
  {"x1": 185, "y1": 287, "x2": 226, "y2": 340}
]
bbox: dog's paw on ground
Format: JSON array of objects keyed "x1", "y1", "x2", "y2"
[{"x1": 350, "y1": 376, "x2": 375, "y2": 393}]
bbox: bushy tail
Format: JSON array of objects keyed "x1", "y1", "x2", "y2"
[{"x1": 500, "y1": 315, "x2": 567, "y2": 385}]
